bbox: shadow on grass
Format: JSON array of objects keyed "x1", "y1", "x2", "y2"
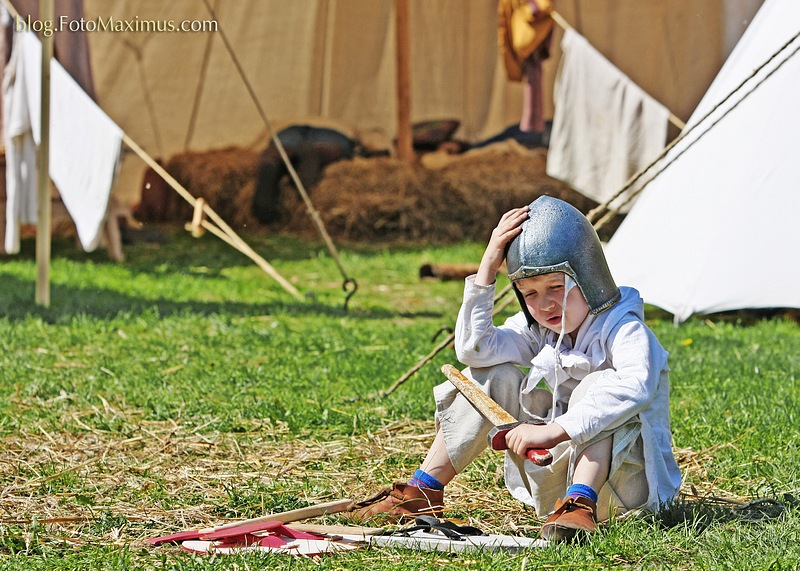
[
  {"x1": 0, "y1": 273, "x2": 441, "y2": 323},
  {"x1": 8, "y1": 230, "x2": 329, "y2": 272},
  {"x1": 2, "y1": 233, "x2": 452, "y2": 319},
  {"x1": 8, "y1": 227, "x2": 445, "y2": 274},
  {"x1": 657, "y1": 493, "x2": 798, "y2": 532},
  {"x1": 121, "y1": 225, "x2": 457, "y2": 271}
]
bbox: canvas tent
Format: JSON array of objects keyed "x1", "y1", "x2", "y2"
[
  {"x1": 57, "y1": 0, "x2": 763, "y2": 207},
  {"x1": 0, "y1": 0, "x2": 765, "y2": 248},
  {"x1": 604, "y1": 0, "x2": 800, "y2": 323}
]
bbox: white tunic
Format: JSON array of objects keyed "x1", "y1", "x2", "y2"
[{"x1": 453, "y1": 277, "x2": 682, "y2": 513}]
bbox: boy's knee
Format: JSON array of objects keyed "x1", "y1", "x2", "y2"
[
  {"x1": 523, "y1": 388, "x2": 553, "y2": 418},
  {"x1": 462, "y1": 363, "x2": 526, "y2": 414}
]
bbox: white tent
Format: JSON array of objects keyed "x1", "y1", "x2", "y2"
[{"x1": 604, "y1": 0, "x2": 800, "y2": 323}]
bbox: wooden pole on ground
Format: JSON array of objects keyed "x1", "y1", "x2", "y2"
[
  {"x1": 121, "y1": 134, "x2": 304, "y2": 302},
  {"x1": 395, "y1": 0, "x2": 414, "y2": 161},
  {"x1": 35, "y1": 0, "x2": 54, "y2": 307}
]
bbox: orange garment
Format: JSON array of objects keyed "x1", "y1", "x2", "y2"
[{"x1": 498, "y1": 0, "x2": 554, "y2": 82}]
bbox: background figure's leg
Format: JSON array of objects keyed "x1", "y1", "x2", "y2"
[
  {"x1": 252, "y1": 150, "x2": 286, "y2": 224},
  {"x1": 519, "y1": 56, "x2": 544, "y2": 133},
  {"x1": 252, "y1": 126, "x2": 307, "y2": 223}
]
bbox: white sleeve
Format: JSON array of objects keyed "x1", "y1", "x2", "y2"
[
  {"x1": 454, "y1": 276, "x2": 541, "y2": 367},
  {"x1": 554, "y1": 319, "x2": 667, "y2": 444}
]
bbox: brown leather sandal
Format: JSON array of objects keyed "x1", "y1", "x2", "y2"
[
  {"x1": 346, "y1": 483, "x2": 444, "y2": 524},
  {"x1": 540, "y1": 496, "x2": 597, "y2": 543}
]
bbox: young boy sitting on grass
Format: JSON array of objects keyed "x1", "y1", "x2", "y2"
[{"x1": 350, "y1": 196, "x2": 682, "y2": 542}]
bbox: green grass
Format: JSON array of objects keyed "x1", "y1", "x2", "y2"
[{"x1": 0, "y1": 230, "x2": 798, "y2": 570}]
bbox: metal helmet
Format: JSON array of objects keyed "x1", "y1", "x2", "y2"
[{"x1": 506, "y1": 196, "x2": 620, "y2": 323}]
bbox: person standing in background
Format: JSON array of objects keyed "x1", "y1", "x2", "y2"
[{"x1": 476, "y1": 0, "x2": 554, "y2": 149}]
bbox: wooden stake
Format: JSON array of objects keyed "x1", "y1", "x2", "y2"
[
  {"x1": 35, "y1": 0, "x2": 54, "y2": 307},
  {"x1": 395, "y1": 0, "x2": 413, "y2": 161},
  {"x1": 188, "y1": 197, "x2": 206, "y2": 237}
]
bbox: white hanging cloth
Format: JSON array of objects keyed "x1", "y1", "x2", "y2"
[
  {"x1": 546, "y1": 28, "x2": 669, "y2": 211},
  {"x1": 4, "y1": 29, "x2": 122, "y2": 253}
]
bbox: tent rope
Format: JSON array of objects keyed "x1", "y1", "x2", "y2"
[
  {"x1": 587, "y1": 28, "x2": 800, "y2": 226},
  {"x1": 201, "y1": 0, "x2": 358, "y2": 310},
  {"x1": 183, "y1": 0, "x2": 218, "y2": 151},
  {"x1": 119, "y1": 39, "x2": 164, "y2": 158},
  {"x1": 376, "y1": 283, "x2": 517, "y2": 399}
]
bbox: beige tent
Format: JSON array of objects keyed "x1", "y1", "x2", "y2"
[
  {"x1": 0, "y1": 0, "x2": 764, "y2": 307},
  {"x1": 4, "y1": 0, "x2": 764, "y2": 208},
  {"x1": 68, "y1": 0, "x2": 762, "y2": 207}
]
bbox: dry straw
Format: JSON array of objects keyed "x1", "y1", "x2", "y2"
[{"x1": 1, "y1": 404, "x2": 738, "y2": 550}]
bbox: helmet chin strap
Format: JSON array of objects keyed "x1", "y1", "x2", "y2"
[{"x1": 549, "y1": 275, "x2": 577, "y2": 422}]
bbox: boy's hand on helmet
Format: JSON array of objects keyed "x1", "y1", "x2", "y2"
[{"x1": 475, "y1": 206, "x2": 529, "y2": 286}]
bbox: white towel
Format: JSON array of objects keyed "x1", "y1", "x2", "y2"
[
  {"x1": 4, "y1": 30, "x2": 122, "y2": 253},
  {"x1": 3, "y1": 17, "x2": 38, "y2": 253},
  {"x1": 546, "y1": 29, "x2": 669, "y2": 211}
]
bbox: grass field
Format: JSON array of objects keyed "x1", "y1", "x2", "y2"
[{"x1": 1, "y1": 230, "x2": 798, "y2": 570}]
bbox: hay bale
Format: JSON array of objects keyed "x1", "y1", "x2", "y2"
[
  {"x1": 163, "y1": 147, "x2": 259, "y2": 228},
  {"x1": 144, "y1": 142, "x2": 622, "y2": 243},
  {"x1": 280, "y1": 157, "x2": 436, "y2": 242},
  {"x1": 279, "y1": 144, "x2": 602, "y2": 244}
]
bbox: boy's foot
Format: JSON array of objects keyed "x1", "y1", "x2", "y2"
[
  {"x1": 540, "y1": 496, "x2": 597, "y2": 543},
  {"x1": 346, "y1": 483, "x2": 444, "y2": 524}
]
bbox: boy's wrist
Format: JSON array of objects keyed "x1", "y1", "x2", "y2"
[
  {"x1": 473, "y1": 268, "x2": 497, "y2": 286},
  {"x1": 547, "y1": 421, "x2": 570, "y2": 446},
  {"x1": 475, "y1": 257, "x2": 503, "y2": 286}
]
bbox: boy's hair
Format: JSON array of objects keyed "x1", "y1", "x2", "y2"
[{"x1": 506, "y1": 196, "x2": 620, "y2": 324}]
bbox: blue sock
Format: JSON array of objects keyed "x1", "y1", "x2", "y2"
[
  {"x1": 566, "y1": 483, "x2": 598, "y2": 503},
  {"x1": 408, "y1": 469, "x2": 445, "y2": 491}
]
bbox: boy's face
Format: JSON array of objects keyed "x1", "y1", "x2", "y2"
[{"x1": 515, "y1": 273, "x2": 590, "y2": 337}]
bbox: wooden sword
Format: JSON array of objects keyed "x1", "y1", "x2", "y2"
[{"x1": 441, "y1": 364, "x2": 553, "y2": 466}]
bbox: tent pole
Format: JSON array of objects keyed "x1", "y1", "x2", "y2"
[
  {"x1": 35, "y1": 0, "x2": 54, "y2": 307},
  {"x1": 395, "y1": 0, "x2": 413, "y2": 161}
]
